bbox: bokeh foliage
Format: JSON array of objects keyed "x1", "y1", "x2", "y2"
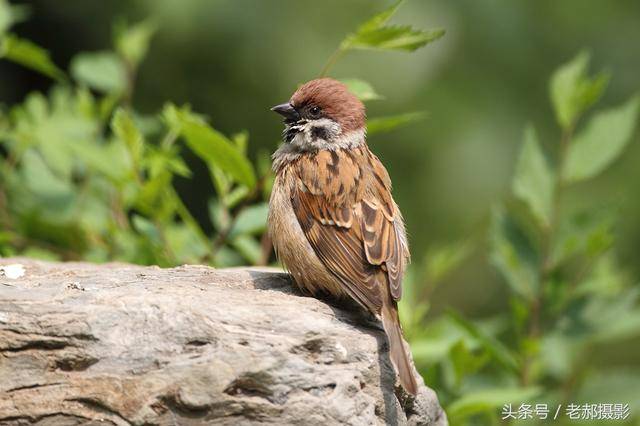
[
  {"x1": 2, "y1": 0, "x2": 640, "y2": 424},
  {"x1": 0, "y1": 0, "x2": 440, "y2": 267},
  {"x1": 399, "y1": 53, "x2": 640, "y2": 424}
]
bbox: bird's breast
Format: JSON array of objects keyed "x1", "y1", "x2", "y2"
[{"x1": 268, "y1": 170, "x2": 347, "y2": 298}]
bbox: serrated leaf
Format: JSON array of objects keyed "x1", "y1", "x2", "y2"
[
  {"x1": 340, "y1": 0, "x2": 444, "y2": 53},
  {"x1": 10, "y1": 88, "x2": 99, "y2": 180},
  {"x1": 447, "y1": 387, "x2": 542, "y2": 422},
  {"x1": 339, "y1": 78, "x2": 383, "y2": 101},
  {"x1": 18, "y1": 149, "x2": 77, "y2": 224},
  {"x1": 367, "y1": 111, "x2": 426, "y2": 135},
  {"x1": 550, "y1": 51, "x2": 609, "y2": 129},
  {"x1": 564, "y1": 95, "x2": 640, "y2": 183},
  {"x1": 490, "y1": 207, "x2": 539, "y2": 301},
  {"x1": 0, "y1": 34, "x2": 65, "y2": 81},
  {"x1": 512, "y1": 126, "x2": 554, "y2": 227},
  {"x1": 70, "y1": 51, "x2": 126, "y2": 93},
  {"x1": 356, "y1": 0, "x2": 404, "y2": 34},
  {"x1": 346, "y1": 26, "x2": 445, "y2": 52},
  {"x1": 177, "y1": 114, "x2": 256, "y2": 189}
]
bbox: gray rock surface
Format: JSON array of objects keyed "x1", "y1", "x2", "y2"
[{"x1": 0, "y1": 258, "x2": 447, "y2": 425}]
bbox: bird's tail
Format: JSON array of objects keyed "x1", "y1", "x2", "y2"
[{"x1": 381, "y1": 299, "x2": 418, "y2": 395}]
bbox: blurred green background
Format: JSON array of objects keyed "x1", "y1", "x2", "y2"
[{"x1": 1, "y1": 0, "x2": 640, "y2": 424}]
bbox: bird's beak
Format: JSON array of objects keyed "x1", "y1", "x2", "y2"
[{"x1": 271, "y1": 103, "x2": 299, "y2": 121}]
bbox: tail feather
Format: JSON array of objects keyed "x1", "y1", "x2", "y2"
[{"x1": 381, "y1": 302, "x2": 418, "y2": 395}]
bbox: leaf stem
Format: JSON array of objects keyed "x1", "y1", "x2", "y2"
[
  {"x1": 521, "y1": 123, "x2": 575, "y2": 386},
  {"x1": 319, "y1": 47, "x2": 346, "y2": 78}
]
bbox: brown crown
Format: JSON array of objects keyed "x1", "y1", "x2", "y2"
[{"x1": 290, "y1": 78, "x2": 366, "y2": 133}]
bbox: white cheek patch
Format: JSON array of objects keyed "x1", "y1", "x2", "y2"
[{"x1": 290, "y1": 118, "x2": 341, "y2": 149}]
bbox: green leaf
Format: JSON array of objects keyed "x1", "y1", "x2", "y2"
[
  {"x1": 340, "y1": 0, "x2": 444, "y2": 52},
  {"x1": 114, "y1": 18, "x2": 157, "y2": 67},
  {"x1": 0, "y1": 34, "x2": 65, "y2": 81},
  {"x1": 356, "y1": 0, "x2": 404, "y2": 34},
  {"x1": 10, "y1": 88, "x2": 98, "y2": 179},
  {"x1": 447, "y1": 387, "x2": 542, "y2": 422},
  {"x1": 143, "y1": 145, "x2": 191, "y2": 179},
  {"x1": 132, "y1": 214, "x2": 161, "y2": 245},
  {"x1": 447, "y1": 310, "x2": 520, "y2": 373},
  {"x1": 70, "y1": 51, "x2": 127, "y2": 93},
  {"x1": 136, "y1": 172, "x2": 172, "y2": 214},
  {"x1": 223, "y1": 186, "x2": 250, "y2": 209},
  {"x1": 550, "y1": 51, "x2": 609, "y2": 129},
  {"x1": 346, "y1": 26, "x2": 445, "y2": 52},
  {"x1": 72, "y1": 138, "x2": 132, "y2": 183},
  {"x1": 574, "y1": 254, "x2": 626, "y2": 298},
  {"x1": 367, "y1": 111, "x2": 426, "y2": 135},
  {"x1": 0, "y1": 0, "x2": 26, "y2": 36},
  {"x1": 177, "y1": 114, "x2": 256, "y2": 189},
  {"x1": 0, "y1": 1, "x2": 11, "y2": 36},
  {"x1": 17, "y1": 149, "x2": 77, "y2": 224},
  {"x1": 564, "y1": 95, "x2": 640, "y2": 183},
  {"x1": 231, "y1": 131, "x2": 249, "y2": 154},
  {"x1": 539, "y1": 332, "x2": 576, "y2": 380},
  {"x1": 111, "y1": 108, "x2": 144, "y2": 167},
  {"x1": 489, "y1": 207, "x2": 539, "y2": 301},
  {"x1": 550, "y1": 210, "x2": 614, "y2": 267},
  {"x1": 208, "y1": 199, "x2": 231, "y2": 232},
  {"x1": 449, "y1": 340, "x2": 490, "y2": 386},
  {"x1": 512, "y1": 126, "x2": 554, "y2": 227},
  {"x1": 339, "y1": 78, "x2": 383, "y2": 102},
  {"x1": 228, "y1": 203, "x2": 269, "y2": 239}
]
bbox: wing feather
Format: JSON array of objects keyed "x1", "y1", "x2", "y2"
[{"x1": 291, "y1": 146, "x2": 409, "y2": 311}]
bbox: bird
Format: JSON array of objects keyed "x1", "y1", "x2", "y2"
[{"x1": 267, "y1": 77, "x2": 419, "y2": 395}]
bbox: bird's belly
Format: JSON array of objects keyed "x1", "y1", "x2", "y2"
[{"x1": 268, "y1": 177, "x2": 347, "y2": 298}]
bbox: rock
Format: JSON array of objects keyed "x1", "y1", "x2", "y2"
[{"x1": 0, "y1": 258, "x2": 447, "y2": 425}]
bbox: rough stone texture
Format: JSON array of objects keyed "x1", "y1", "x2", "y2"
[{"x1": 0, "y1": 258, "x2": 447, "y2": 426}]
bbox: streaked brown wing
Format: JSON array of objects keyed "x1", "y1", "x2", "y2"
[
  {"x1": 291, "y1": 147, "x2": 408, "y2": 313},
  {"x1": 362, "y1": 151, "x2": 409, "y2": 300},
  {"x1": 292, "y1": 189, "x2": 382, "y2": 312}
]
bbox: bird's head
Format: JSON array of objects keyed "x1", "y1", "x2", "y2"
[{"x1": 271, "y1": 78, "x2": 366, "y2": 151}]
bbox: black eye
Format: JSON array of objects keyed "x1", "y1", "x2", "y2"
[{"x1": 309, "y1": 106, "x2": 321, "y2": 117}]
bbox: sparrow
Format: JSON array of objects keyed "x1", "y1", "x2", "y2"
[{"x1": 268, "y1": 78, "x2": 418, "y2": 395}]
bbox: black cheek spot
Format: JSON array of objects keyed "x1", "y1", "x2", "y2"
[{"x1": 311, "y1": 126, "x2": 329, "y2": 141}]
